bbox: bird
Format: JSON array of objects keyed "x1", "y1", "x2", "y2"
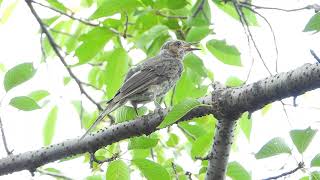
[{"x1": 80, "y1": 40, "x2": 200, "y2": 139}]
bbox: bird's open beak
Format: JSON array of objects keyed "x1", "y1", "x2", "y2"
[{"x1": 184, "y1": 42, "x2": 201, "y2": 51}]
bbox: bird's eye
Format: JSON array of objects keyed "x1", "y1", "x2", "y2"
[{"x1": 175, "y1": 41, "x2": 182, "y2": 46}]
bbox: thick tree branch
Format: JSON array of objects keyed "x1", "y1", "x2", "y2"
[
  {"x1": 205, "y1": 120, "x2": 236, "y2": 180},
  {"x1": 0, "y1": 62, "x2": 320, "y2": 175}
]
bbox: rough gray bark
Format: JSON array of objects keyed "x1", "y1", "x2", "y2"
[{"x1": 0, "y1": 63, "x2": 320, "y2": 177}]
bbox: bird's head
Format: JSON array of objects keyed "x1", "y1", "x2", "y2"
[{"x1": 160, "y1": 40, "x2": 200, "y2": 59}]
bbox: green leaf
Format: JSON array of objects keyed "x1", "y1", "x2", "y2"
[
  {"x1": 290, "y1": 127, "x2": 317, "y2": 154},
  {"x1": 261, "y1": 104, "x2": 272, "y2": 115},
  {"x1": 75, "y1": 28, "x2": 113, "y2": 64},
  {"x1": 106, "y1": 160, "x2": 130, "y2": 180},
  {"x1": 311, "y1": 154, "x2": 320, "y2": 167},
  {"x1": 0, "y1": 63, "x2": 5, "y2": 73},
  {"x1": 299, "y1": 176, "x2": 309, "y2": 180},
  {"x1": 179, "y1": 122, "x2": 207, "y2": 139},
  {"x1": 304, "y1": 12, "x2": 320, "y2": 33},
  {"x1": 311, "y1": 171, "x2": 320, "y2": 180},
  {"x1": 207, "y1": 39, "x2": 241, "y2": 66},
  {"x1": 91, "y1": 0, "x2": 142, "y2": 19},
  {"x1": 166, "y1": 133, "x2": 179, "y2": 147},
  {"x1": 128, "y1": 136, "x2": 159, "y2": 150},
  {"x1": 132, "y1": 159, "x2": 170, "y2": 180},
  {"x1": 105, "y1": 48, "x2": 129, "y2": 99},
  {"x1": 115, "y1": 106, "x2": 147, "y2": 123},
  {"x1": 28, "y1": 90, "x2": 50, "y2": 102},
  {"x1": 191, "y1": 132, "x2": 214, "y2": 158},
  {"x1": 43, "y1": 106, "x2": 58, "y2": 146},
  {"x1": 9, "y1": 96, "x2": 40, "y2": 111},
  {"x1": 239, "y1": 112, "x2": 251, "y2": 141},
  {"x1": 188, "y1": 0, "x2": 211, "y2": 26},
  {"x1": 213, "y1": 0, "x2": 257, "y2": 26},
  {"x1": 225, "y1": 76, "x2": 244, "y2": 87},
  {"x1": 131, "y1": 149, "x2": 150, "y2": 159},
  {"x1": 186, "y1": 26, "x2": 211, "y2": 42},
  {"x1": 86, "y1": 175, "x2": 103, "y2": 180},
  {"x1": 158, "y1": 98, "x2": 204, "y2": 128},
  {"x1": 63, "y1": 77, "x2": 71, "y2": 85},
  {"x1": 136, "y1": 25, "x2": 169, "y2": 50},
  {"x1": 4, "y1": 63, "x2": 36, "y2": 91},
  {"x1": 255, "y1": 137, "x2": 291, "y2": 159},
  {"x1": 166, "y1": 0, "x2": 188, "y2": 9},
  {"x1": 46, "y1": 0, "x2": 67, "y2": 12},
  {"x1": 227, "y1": 161, "x2": 251, "y2": 180}
]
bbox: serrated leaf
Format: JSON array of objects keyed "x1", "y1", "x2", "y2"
[
  {"x1": 75, "y1": 28, "x2": 113, "y2": 64},
  {"x1": 128, "y1": 136, "x2": 159, "y2": 150},
  {"x1": 166, "y1": 133, "x2": 179, "y2": 147},
  {"x1": 255, "y1": 137, "x2": 291, "y2": 159},
  {"x1": 131, "y1": 149, "x2": 150, "y2": 159},
  {"x1": 43, "y1": 106, "x2": 58, "y2": 146},
  {"x1": 226, "y1": 161, "x2": 251, "y2": 180},
  {"x1": 106, "y1": 160, "x2": 130, "y2": 180},
  {"x1": 290, "y1": 127, "x2": 317, "y2": 154},
  {"x1": 105, "y1": 48, "x2": 129, "y2": 99},
  {"x1": 9, "y1": 96, "x2": 40, "y2": 111},
  {"x1": 28, "y1": 90, "x2": 49, "y2": 102},
  {"x1": 225, "y1": 76, "x2": 244, "y2": 87},
  {"x1": 4, "y1": 63, "x2": 36, "y2": 91},
  {"x1": 115, "y1": 106, "x2": 147, "y2": 123},
  {"x1": 46, "y1": 0, "x2": 67, "y2": 12},
  {"x1": 207, "y1": 39, "x2": 241, "y2": 66},
  {"x1": 158, "y1": 98, "x2": 204, "y2": 128},
  {"x1": 213, "y1": 0, "x2": 257, "y2": 26},
  {"x1": 304, "y1": 12, "x2": 320, "y2": 33},
  {"x1": 91, "y1": 0, "x2": 142, "y2": 19},
  {"x1": 191, "y1": 132, "x2": 214, "y2": 158},
  {"x1": 311, "y1": 154, "x2": 320, "y2": 167},
  {"x1": 186, "y1": 26, "x2": 211, "y2": 42},
  {"x1": 179, "y1": 122, "x2": 207, "y2": 139},
  {"x1": 136, "y1": 25, "x2": 169, "y2": 50},
  {"x1": 132, "y1": 159, "x2": 170, "y2": 180},
  {"x1": 239, "y1": 112, "x2": 251, "y2": 141}
]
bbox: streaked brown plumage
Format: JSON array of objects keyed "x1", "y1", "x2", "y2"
[{"x1": 80, "y1": 40, "x2": 199, "y2": 139}]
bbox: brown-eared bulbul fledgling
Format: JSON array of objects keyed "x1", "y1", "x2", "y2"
[{"x1": 80, "y1": 40, "x2": 200, "y2": 139}]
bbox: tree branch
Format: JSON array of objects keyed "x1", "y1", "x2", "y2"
[
  {"x1": 262, "y1": 162, "x2": 304, "y2": 180},
  {"x1": 240, "y1": 2, "x2": 320, "y2": 12},
  {"x1": 0, "y1": 116, "x2": 13, "y2": 155},
  {"x1": 0, "y1": 62, "x2": 320, "y2": 175},
  {"x1": 25, "y1": 0, "x2": 103, "y2": 111},
  {"x1": 205, "y1": 120, "x2": 236, "y2": 180}
]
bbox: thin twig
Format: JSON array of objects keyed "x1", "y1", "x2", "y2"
[
  {"x1": 240, "y1": 2, "x2": 320, "y2": 12},
  {"x1": 241, "y1": 5, "x2": 279, "y2": 73},
  {"x1": 232, "y1": 0, "x2": 272, "y2": 75},
  {"x1": 26, "y1": 0, "x2": 103, "y2": 111},
  {"x1": 80, "y1": 81, "x2": 104, "y2": 92},
  {"x1": 170, "y1": 86, "x2": 176, "y2": 106},
  {"x1": 31, "y1": 0, "x2": 129, "y2": 37},
  {"x1": 123, "y1": 12, "x2": 129, "y2": 38},
  {"x1": 0, "y1": 116, "x2": 13, "y2": 155},
  {"x1": 310, "y1": 49, "x2": 320, "y2": 63},
  {"x1": 171, "y1": 162, "x2": 179, "y2": 180},
  {"x1": 192, "y1": 0, "x2": 205, "y2": 18},
  {"x1": 36, "y1": 169, "x2": 73, "y2": 180},
  {"x1": 89, "y1": 152, "x2": 119, "y2": 167},
  {"x1": 262, "y1": 162, "x2": 304, "y2": 180},
  {"x1": 155, "y1": 10, "x2": 188, "y2": 19}
]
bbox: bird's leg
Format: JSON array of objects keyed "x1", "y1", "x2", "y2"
[
  {"x1": 131, "y1": 102, "x2": 139, "y2": 116},
  {"x1": 154, "y1": 98, "x2": 163, "y2": 109}
]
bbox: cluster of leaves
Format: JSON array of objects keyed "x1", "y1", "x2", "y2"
[{"x1": 1, "y1": 0, "x2": 320, "y2": 179}]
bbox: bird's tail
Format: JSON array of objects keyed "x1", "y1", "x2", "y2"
[{"x1": 80, "y1": 100, "x2": 120, "y2": 140}]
